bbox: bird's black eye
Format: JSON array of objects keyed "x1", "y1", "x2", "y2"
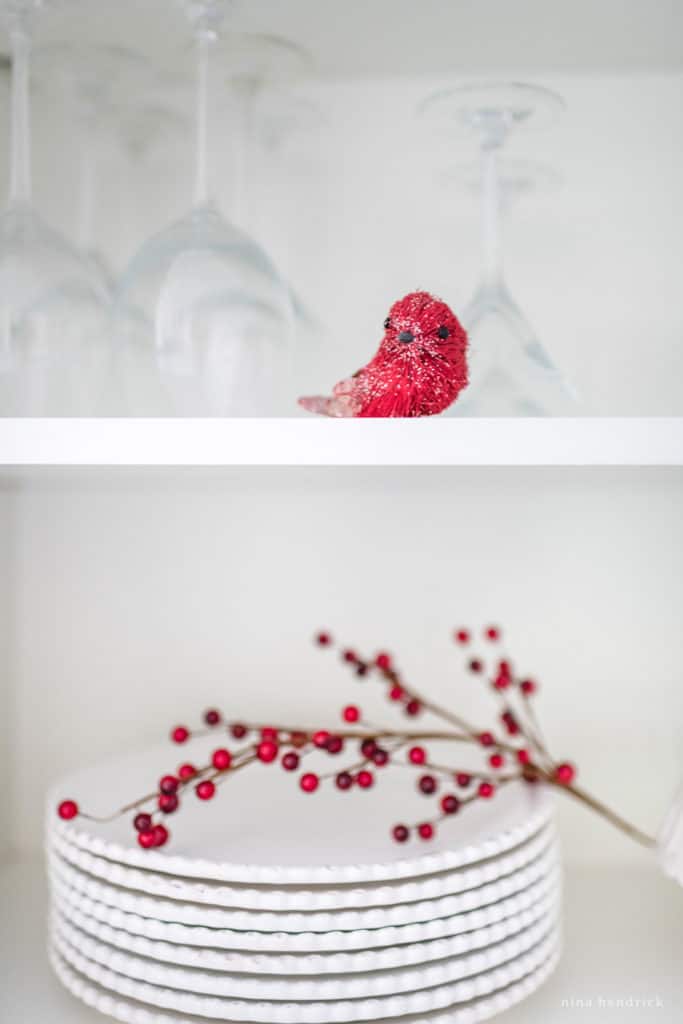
[
  {"x1": 437, "y1": 325, "x2": 450, "y2": 339},
  {"x1": 384, "y1": 317, "x2": 391, "y2": 329}
]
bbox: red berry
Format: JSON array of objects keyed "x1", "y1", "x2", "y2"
[
  {"x1": 261, "y1": 727, "x2": 278, "y2": 741},
  {"x1": 454, "y1": 629, "x2": 470, "y2": 645},
  {"x1": 133, "y1": 812, "x2": 153, "y2": 833},
  {"x1": 456, "y1": 772, "x2": 471, "y2": 787},
  {"x1": 281, "y1": 751, "x2": 300, "y2": 771},
  {"x1": 158, "y1": 793, "x2": 178, "y2": 814},
  {"x1": 315, "y1": 631, "x2": 331, "y2": 646},
  {"x1": 152, "y1": 824, "x2": 169, "y2": 847},
  {"x1": 171, "y1": 726, "x2": 189, "y2": 744},
  {"x1": 211, "y1": 748, "x2": 232, "y2": 771},
  {"x1": 342, "y1": 649, "x2": 357, "y2": 663},
  {"x1": 57, "y1": 800, "x2": 78, "y2": 821},
  {"x1": 355, "y1": 663, "x2": 368, "y2": 677},
  {"x1": 478, "y1": 781, "x2": 495, "y2": 799},
  {"x1": 479, "y1": 731, "x2": 495, "y2": 747},
  {"x1": 196, "y1": 780, "x2": 216, "y2": 800},
  {"x1": 389, "y1": 684, "x2": 404, "y2": 701},
  {"x1": 408, "y1": 745, "x2": 426, "y2": 765},
  {"x1": 516, "y1": 749, "x2": 531, "y2": 765},
  {"x1": 230, "y1": 723, "x2": 247, "y2": 739},
  {"x1": 138, "y1": 829, "x2": 156, "y2": 849},
  {"x1": 555, "y1": 762, "x2": 576, "y2": 785},
  {"x1": 325, "y1": 735, "x2": 344, "y2": 755},
  {"x1": 342, "y1": 705, "x2": 360, "y2": 723},
  {"x1": 312, "y1": 730, "x2": 330, "y2": 749},
  {"x1": 204, "y1": 709, "x2": 221, "y2": 726},
  {"x1": 178, "y1": 763, "x2": 197, "y2": 780},
  {"x1": 405, "y1": 699, "x2": 421, "y2": 717},
  {"x1": 489, "y1": 752, "x2": 505, "y2": 769},
  {"x1": 493, "y1": 671, "x2": 511, "y2": 690},
  {"x1": 485, "y1": 626, "x2": 500, "y2": 641},
  {"x1": 300, "y1": 772, "x2": 319, "y2": 793},
  {"x1": 159, "y1": 775, "x2": 178, "y2": 795},
  {"x1": 375, "y1": 652, "x2": 392, "y2": 671},
  {"x1": 502, "y1": 711, "x2": 520, "y2": 735},
  {"x1": 356, "y1": 770, "x2": 374, "y2": 789},
  {"x1": 441, "y1": 794, "x2": 460, "y2": 815},
  {"x1": 520, "y1": 679, "x2": 537, "y2": 695},
  {"x1": 392, "y1": 824, "x2": 409, "y2": 843},
  {"x1": 418, "y1": 822, "x2": 435, "y2": 840},
  {"x1": 419, "y1": 774, "x2": 438, "y2": 795},
  {"x1": 468, "y1": 659, "x2": 483, "y2": 674},
  {"x1": 373, "y1": 747, "x2": 389, "y2": 767},
  {"x1": 257, "y1": 740, "x2": 278, "y2": 763},
  {"x1": 360, "y1": 738, "x2": 377, "y2": 759},
  {"x1": 336, "y1": 771, "x2": 353, "y2": 790}
]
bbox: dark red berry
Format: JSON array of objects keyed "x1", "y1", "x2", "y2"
[
  {"x1": 356, "y1": 770, "x2": 374, "y2": 789},
  {"x1": 360, "y1": 738, "x2": 377, "y2": 759},
  {"x1": 196, "y1": 780, "x2": 215, "y2": 800},
  {"x1": 159, "y1": 775, "x2": 178, "y2": 795},
  {"x1": 342, "y1": 705, "x2": 360, "y2": 723},
  {"x1": 405, "y1": 699, "x2": 421, "y2": 717},
  {"x1": 418, "y1": 822, "x2": 435, "y2": 840},
  {"x1": 441, "y1": 794, "x2": 460, "y2": 815},
  {"x1": 516, "y1": 748, "x2": 531, "y2": 765},
  {"x1": 355, "y1": 663, "x2": 368, "y2": 677},
  {"x1": 375, "y1": 652, "x2": 391, "y2": 671},
  {"x1": 456, "y1": 772, "x2": 471, "y2": 787},
  {"x1": 171, "y1": 726, "x2": 189, "y2": 744},
  {"x1": 523, "y1": 765, "x2": 540, "y2": 784},
  {"x1": 408, "y1": 745, "x2": 426, "y2": 765},
  {"x1": 289, "y1": 731, "x2": 308, "y2": 748},
  {"x1": 211, "y1": 748, "x2": 232, "y2": 771},
  {"x1": 493, "y1": 670, "x2": 511, "y2": 690},
  {"x1": 230, "y1": 723, "x2": 247, "y2": 740},
  {"x1": 312, "y1": 730, "x2": 330, "y2": 749},
  {"x1": 389, "y1": 684, "x2": 404, "y2": 701},
  {"x1": 489, "y1": 752, "x2": 505, "y2": 769},
  {"x1": 502, "y1": 711, "x2": 520, "y2": 735},
  {"x1": 454, "y1": 629, "x2": 470, "y2": 644},
  {"x1": 158, "y1": 793, "x2": 178, "y2": 814},
  {"x1": 335, "y1": 771, "x2": 353, "y2": 790},
  {"x1": 392, "y1": 824, "x2": 409, "y2": 843},
  {"x1": 261, "y1": 727, "x2": 278, "y2": 741},
  {"x1": 342, "y1": 649, "x2": 357, "y2": 663},
  {"x1": 178, "y1": 763, "x2": 197, "y2": 780},
  {"x1": 372, "y1": 747, "x2": 389, "y2": 767},
  {"x1": 257, "y1": 740, "x2": 278, "y2": 763},
  {"x1": 281, "y1": 751, "x2": 300, "y2": 771},
  {"x1": 152, "y1": 824, "x2": 169, "y2": 847},
  {"x1": 204, "y1": 709, "x2": 221, "y2": 726},
  {"x1": 133, "y1": 812, "x2": 153, "y2": 833},
  {"x1": 478, "y1": 731, "x2": 495, "y2": 747},
  {"x1": 138, "y1": 829, "x2": 156, "y2": 849},
  {"x1": 468, "y1": 659, "x2": 483, "y2": 673},
  {"x1": 485, "y1": 626, "x2": 500, "y2": 641},
  {"x1": 555, "y1": 762, "x2": 576, "y2": 785},
  {"x1": 325, "y1": 735, "x2": 344, "y2": 755},
  {"x1": 419, "y1": 774, "x2": 438, "y2": 795},
  {"x1": 478, "y1": 781, "x2": 495, "y2": 799},
  {"x1": 57, "y1": 800, "x2": 78, "y2": 821},
  {"x1": 300, "y1": 772, "x2": 319, "y2": 793},
  {"x1": 520, "y1": 679, "x2": 537, "y2": 695},
  {"x1": 315, "y1": 631, "x2": 331, "y2": 646}
]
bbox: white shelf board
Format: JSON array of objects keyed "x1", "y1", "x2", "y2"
[
  {"x1": 2, "y1": 859, "x2": 682, "y2": 1023},
  {"x1": 0, "y1": 418, "x2": 681, "y2": 467}
]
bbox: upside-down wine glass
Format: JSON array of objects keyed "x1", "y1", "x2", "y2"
[
  {"x1": 420, "y1": 82, "x2": 578, "y2": 417},
  {"x1": 116, "y1": 0, "x2": 293, "y2": 417},
  {"x1": 0, "y1": 0, "x2": 110, "y2": 415}
]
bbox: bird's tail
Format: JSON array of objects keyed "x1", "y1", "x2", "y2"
[{"x1": 298, "y1": 395, "x2": 334, "y2": 416}]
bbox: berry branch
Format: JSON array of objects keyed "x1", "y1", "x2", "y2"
[{"x1": 56, "y1": 627, "x2": 656, "y2": 852}]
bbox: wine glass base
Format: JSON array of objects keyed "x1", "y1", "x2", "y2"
[{"x1": 418, "y1": 82, "x2": 565, "y2": 140}]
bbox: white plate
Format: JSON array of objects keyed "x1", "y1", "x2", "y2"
[
  {"x1": 50, "y1": 883, "x2": 559, "y2": 974},
  {"x1": 51, "y1": 906, "x2": 560, "y2": 1001},
  {"x1": 49, "y1": 741, "x2": 553, "y2": 885},
  {"x1": 51, "y1": 926, "x2": 561, "y2": 1022},
  {"x1": 48, "y1": 840, "x2": 560, "y2": 932},
  {"x1": 50, "y1": 941, "x2": 561, "y2": 1024},
  {"x1": 48, "y1": 822, "x2": 556, "y2": 911},
  {"x1": 49, "y1": 864, "x2": 560, "y2": 953}
]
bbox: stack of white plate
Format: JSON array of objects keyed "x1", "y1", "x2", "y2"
[{"x1": 47, "y1": 742, "x2": 562, "y2": 1024}]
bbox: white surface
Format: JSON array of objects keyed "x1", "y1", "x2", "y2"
[
  {"x1": 2, "y1": 860, "x2": 680, "y2": 1023},
  {"x1": 0, "y1": 418, "x2": 682, "y2": 465}
]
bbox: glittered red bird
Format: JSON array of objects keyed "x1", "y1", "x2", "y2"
[{"x1": 299, "y1": 291, "x2": 468, "y2": 417}]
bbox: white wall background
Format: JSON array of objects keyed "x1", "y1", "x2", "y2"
[{"x1": 1, "y1": 466, "x2": 682, "y2": 867}]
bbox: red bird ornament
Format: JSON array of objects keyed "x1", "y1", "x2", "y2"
[{"x1": 299, "y1": 291, "x2": 468, "y2": 417}]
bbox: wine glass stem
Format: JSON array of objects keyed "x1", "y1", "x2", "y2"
[
  {"x1": 9, "y1": 26, "x2": 32, "y2": 206},
  {"x1": 193, "y1": 30, "x2": 213, "y2": 206},
  {"x1": 480, "y1": 145, "x2": 503, "y2": 288},
  {"x1": 78, "y1": 140, "x2": 96, "y2": 249}
]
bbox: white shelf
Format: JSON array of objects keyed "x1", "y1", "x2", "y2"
[
  {"x1": 2, "y1": 859, "x2": 682, "y2": 1022},
  {"x1": 0, "y1": 418, "x2": 681, "y2": 467}
]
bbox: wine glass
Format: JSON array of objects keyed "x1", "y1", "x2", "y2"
[
  {"x1": 116, "y1": 0, "x2": 294, "y2": 417},
  {"x1": 0, "y1": 0, "x2": 111, "y2": 416},
  {"x1": 419, "y1": 82, "x2": 578, "y2": 417}
]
